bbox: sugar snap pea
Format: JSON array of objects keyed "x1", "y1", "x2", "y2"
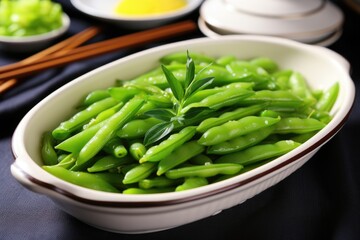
[
  {"x1": 41, "y1": 131, "x2": 58, "y2": 166},
  {"x1": 207, "y1": 125, "x2": 275, "y2": 154},
  {"x1": 139, "y1": 126, "x2": 197, "y2": 163},
  {"x1": 215, "y1": 140, "x2": 301, "y2": 166},
  {"x1": 198, "y1": 116, "x2": 280, "y2": 146},
  {"x1": 122, "y1": 162, "x2": 157, "y2": 184},
  {"x1": 43, "y1": 166, "x2": 120, "y2": 193},
  {"x1": 183, "y1": 88, "x2": 254, "y2": 112},
  {"x1": 274, "y1": 117, "x2": 326, "y2": 134},
  {"x1": 165, "y1": 163, "x2": 243, "y2": 179},
  {"x1": 52, "y1": 97, "x2": 119, "y2": 140},
  {"x1": 76, "y1": 97, "x2": 145, "y2": 167},
  {"x1": 87, "y1": 155, "x2": 132, "y2": 173},
  {"x1": 196, "y1": 104, "x2": 265, "y2": 133},
  {"x1": 82, "y1": 89, "x2": 111, "y2": 106},
  {"x1": 129, "y1": 142, "x2": 147, "y2": 161},
  {"x1": 117, "y1": 117, "x2": 162, "y2": 139},
  {"x1": 175, "y1": 177, "x2": 208, "y2": 191},
  {"x1": 157, "y1": 140, "x2": 205, "y2": 175},
  {"x1": 139, "y1": 176, "x2": 181, "y2": 189},
  {"x1": 102, "y1": 137, "x2": 128, "y2": 158},
  {"x1": 315, "y1": 82, "x2": 339, "y2": 112}
]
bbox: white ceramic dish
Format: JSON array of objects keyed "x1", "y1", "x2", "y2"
[
  {"x1": 70, "y1": 0, "x2": 203, "y2": 29},
  {"x1": 200, "y1": 0, "x2": 343, "y2": 41},
  {"x1": 11, "y1": 36, "x2": 355, "y2": 234},
  {"x1": 224, "y1": 0, "x2": 325, "y2": 18},
  {"x1": 197, "y1": 17, "x2": 343, "y2": 47},
  {"x1": 0, "y1": 13, "x2": 70, "y2": 53}
]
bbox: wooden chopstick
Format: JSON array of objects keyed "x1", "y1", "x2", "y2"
[
  {"x1": 0, "y1": 27, "x2": 101, "y2": 94},
  {"x1": 0, "y1": 20, "x2": 197, "y2": 83}
]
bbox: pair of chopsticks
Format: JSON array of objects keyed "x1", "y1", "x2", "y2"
[{"x1": 0, "y1": 20, "x2": 197, "y2": 94}]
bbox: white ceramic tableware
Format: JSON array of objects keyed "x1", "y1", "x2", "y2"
[
  {"x1": 11, "y1": 36, "x2": 355, "y2": 234},
  {"x1": 0, "y1": 13, "x2": 70, "y2": 53},
  {"x1": 70, "y1": 0, "x2": 203, "y2": 29}
]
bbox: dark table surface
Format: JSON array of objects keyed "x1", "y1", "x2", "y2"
[{"x1": 1, "y1": 1, "x2": 359, "y2": 239}]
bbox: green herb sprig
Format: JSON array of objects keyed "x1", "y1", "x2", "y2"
[{"x1": 143, "y1": 51, "x2": 214, "y2": 146}]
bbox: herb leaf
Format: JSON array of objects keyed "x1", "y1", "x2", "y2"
[
  {"x1": 144, "y1": 121, "x2": 175, "y2": 146},
  {"x1": 161, "y1": 64, "x2": 184, "y2": 101},
  {"x1": 185, "y1": 77, "x2": 214, "y2": 99},
  {"x1": 143, "y1": 109, "x2": 175, "y2": 122},
  {"x1": 184, "y1": 51, "x2": 195, "y2": 88}
]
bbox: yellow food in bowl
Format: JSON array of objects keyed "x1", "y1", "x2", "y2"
[{"x1": 115, "y1": 0, "x2": 187, "y2": 16}]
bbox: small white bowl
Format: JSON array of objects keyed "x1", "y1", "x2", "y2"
[
  {"x1": 0, "y1": 13, "x2": 70, "y2": 53},
  {"x1": 70, "y1": 0, "x2": 203, "y2": 29},
  {"x1": 11, "y1": 36, "x2": 355, "y2": 234},
  {"x1": 197, "y1": 17, "x2": 344, "y2": 47},
  {"x1": 200, "y1": 0, "x2": 343, "y2": 43}
]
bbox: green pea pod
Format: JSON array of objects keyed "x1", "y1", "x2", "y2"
[
  {"x1": 52, "y1": 97, "x2": 119, "y2": 140},
  {"x1": 43, "y1": 166, "x2": 120, "y2": 193},
  {"x1": 129, "y1": 142, "x2": 147, "y2": 161},
  {"x1": 122, "y1": 162, "x2": 157, "y2": 184},
  {"x1": 175, "y1": 177, "x2": 208, "y2": 191},
  {"x1": 82, "y1": 89, "x2": 111, "y2": 106},
  {"x1": 315, "y1": 82, "x2": 339, "y2": 112},
  {"x1": 198, "y1": 116, "x2": 280, "y2": 146},
  {"x1": 189, "y1": 154, "x2": 213, "y2": 165},
  {"x1": 157, "y1": 141, "x2": 205, "y2": 175},
  {"x1": 139, "y1": 126, "x2": 197, "y2": 163},
  {"x1": 83, "y1": 102, "x2": 124, "y2": 129},
  {"x1": 108, "y1": 87, "x2": 142, "y2": 102},
  {"x1": 207, "y1": 125, "x2": 275, "y2": 155},
  {"x1": 237, "y1": 90, "x2": 305, "y2": 111},
  {"x1": 139, "y1": 176, "x2": 181, "y2": 189},
  {"x1": 76, "y1": 97, "x2": 145, "y2": 167},
  {"x1": 183, "y1": 88, "x2": 254, "y2": 112},
  {"x1": 117, "y1": 117, "x2": 162, "y2": 139},
  {"x1": 289, "y1": 72, "x2": 317, "y2": 106},
  {"x1": 122, "y1": 187, "x2": 175, "y2": 194},
  {"x1": 102, "y1": 137, "x2": 128, "y2": 158},
  {"x1": 184, "y1": 82, "x2": 254, "y2": 106},
  {"x1": 225, "y1": 60, "x2": 275, "y2": 89},
  {"x1": 197, "y1": 104, "x2": 265, "y2": 133},
  {"x1": 87, "y1": 155, "x2": 133, "y2": 173},
  {"x1": 215, "y1": 140, "x2": 301, "y2": 166},
  {"x1": 215, "y1": 55, "x2": 237, "y2": 66},
  {"x1": 55, "y1": 119, "x2": 109, "y2": 153},
  {"x1": 41, "y1": 131, "x2": 58, "y2": 166},
  {"x1": 165, "y1": 163, "x2": 243, "y2": 179},
  {"x1": 274, "y1": 117, "x2": 326, "y2": 134},
  {"x1": 55, "y1": 153, "x2": 76, "y2": 169},
  {"x1": 250, "y1": 57, "x2": 279, "y2": 74}
]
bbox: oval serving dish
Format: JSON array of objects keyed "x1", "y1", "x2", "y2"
[{"x1": 11, "y1": 36, "x2": 355, "y2": 234}]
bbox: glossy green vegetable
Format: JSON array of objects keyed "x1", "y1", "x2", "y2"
[
  {"x1": 41, "y1": 51, "x2": 338, "y2": 194},
  {"x1": 43, "y1": 166, "x2": 120, "y2": 193},
  {"x1": 41, "y1": 131, "x2": 58, "y2": 166},
  {"x1": 165, "y1": 163, "x2": 243, "y2": 179},
  {"x1": 0, "y1": 0, "x2": 63, "y2": 37},
  {"x1": 198, "y1": 116, "x2": 280, "y2": 146},
  {"x1": 215, "y1": 140, "x2": 301, "y2": 166}
]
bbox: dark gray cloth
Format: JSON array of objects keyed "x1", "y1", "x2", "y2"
[{"x1": 1, "y1": 1, "x2": 359, "y2": 239}]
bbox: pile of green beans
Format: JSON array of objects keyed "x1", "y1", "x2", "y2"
[{"x1": 41, "y1": 51, "x2": 339, "y2": 194}]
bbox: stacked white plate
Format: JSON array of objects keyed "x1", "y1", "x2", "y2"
[{"x1": 199, "y1": 0, "x2": 344, "y2": 46}]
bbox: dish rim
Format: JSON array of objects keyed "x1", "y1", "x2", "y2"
[
  {"x1": 11, "y1": 35, "x2": 355, "y2": 208},
  {"x1": 70, "y1": 0, "x2": 204, "y2": 22},
  {"x1": 0, "y1": 13, "x2": 70, "y2": 43}
]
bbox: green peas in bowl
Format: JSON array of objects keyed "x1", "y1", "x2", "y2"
[{"x1": 11, "y1": 36, "x2": 355, "y2": 233}]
